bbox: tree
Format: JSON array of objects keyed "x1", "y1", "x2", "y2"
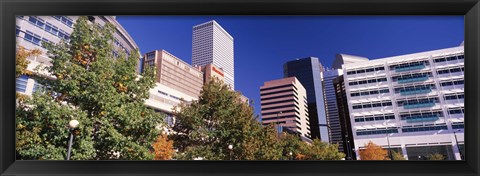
[
  {"x1": 152, "y1": 133, "x2": 175, "y2": 160},
  {"x1": 16, "y1": 45, "x2": 41, "y2": 78},
  {"x1": 297, "y1": 139, "x2": 345, "y2": 160},
  {"x1": 16, "y1": 16, "x2": 165, "y2": 160},
  {"x1": 426, "y1": 153, "x2": 445, "y2": 160},
  {"x1": 171, "y1": 77, "x2": 283, "y2": 160},
  {"x1": 359, "y1": 141, "x2": 388, "y2": 160},
  {"x1": 390, "y1": 151, "x2": 406, "y2": 160}
]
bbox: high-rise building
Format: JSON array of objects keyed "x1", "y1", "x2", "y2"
[
  {"x1": 260, "y1": 77, "x2": 311, "y2": 139},
  {"x1": 198, "y1": 63, "x2": 225, "y2": 84},
  {"x1": 343, "y1": 45, "x2": 464, "y2": 160},
  {"x1": 284, "y1": 57, "x2": 328, "y2": 142},
  {"x1": 323, "y1": 54, "x2": 369, "y2": 154},
  {"x1": 16, "y1": 16, "x2": 139, "y2": 96},
  {"x1": 192, "y1": 20, "x2": 234, "y2": 89},
  {"x1": 333, "y1": 76, "x2": 356, "y2": 160},
  {"x1": 143, "y1": 50, "x2": 204, "y2": 114}
]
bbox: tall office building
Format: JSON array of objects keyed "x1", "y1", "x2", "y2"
[
  {"x1": 143, "y1": 50, "x2": 204, "y2": 114},
  {"x1": 323, "y1": 54, "x2": 369, "y2": 154},
  {"x1": 16, "y1": 16, "x2": 139, "y2": 96},
  {"x1": 284, "y1": 57, "x2": 328, "y2": 142},
  {"x1": 343, "y1": 45, "x2": 464, "y2": 160},
  {"x1": 333, "y1": 76, "x2": 356, "y2": 160},
  {"x1": 192, "y1": 20, "x2": 234, "y2": 89},
  {"x1": 260, "y1": 77, "x2": 311, "y2": 139}
]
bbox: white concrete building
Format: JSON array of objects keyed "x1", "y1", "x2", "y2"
[
  {"x1": 192, "y1": 20, "x2": 234, "y2": 89},
  {"x1": 16, "y1": 16, "x2": 139, "y2": 96},
  {"x1": 343, "y1": 45, "x2": 464, "y2": 160}
]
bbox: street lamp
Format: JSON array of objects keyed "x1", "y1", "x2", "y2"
[
  {"x1": 453, "y1": 130, "x2": 464, "y2": 160},
  {"x1": 386, "y1": 133, "x2": 394, "y2": 160},
  {"x1": 228, "y1": 144, "x2": 233, "y2": 160},
  {"x1": 66, "y1": 119, "x2": 79, "y2": 160},
  {"x1": 289, "y1": 151, "x2": 293, "y2": 160}
]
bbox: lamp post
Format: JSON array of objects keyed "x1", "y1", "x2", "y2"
[
  {"x1": 66, "y1": 119, "x2": 79, "y2": 160},
  {"x1": 228, "y1": 144, "x2": 233, "y2": 160},
  {"x1": 386, "y1": 133, "x2": 394, "y2": 160},
  {"x1": 345, "y1": 136, "x2": 352, "y2": 160},
  {"x1": 453, "y1": 130, "x2": 464, "y2": 160},
  {"x1": 289, "y1": 151, "x2": 293, "y2": 160}
]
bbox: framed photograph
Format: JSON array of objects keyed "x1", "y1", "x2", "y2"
[{"x1": 1, "y1": 0, "x2": 479, "y2": 176}]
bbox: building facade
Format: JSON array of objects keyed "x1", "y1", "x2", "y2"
[
  {"x1": 260, "y1": 77, "x2": 311, "y2": 138},
  {"x1": 333, "y1": 76, "x2": 356, "y2": 160},
  {"x1": 143, "y1": 49, "x2": 204, "y2": 114},
  {"x1": 284, "y1": 57, "x2": 328, "y2": 141},
  {"x1": 16, "y1": 16, "x2": 139, "y2": 96},
  {"x1": 192, "y1": 20, "x2": 234, "y2": 89},
  {"x1": 198, "y1": 63, "x2": 225, "y2": 84},
  {"x1": 343, "y1": 46, "x2": 464, "y2": 160}
]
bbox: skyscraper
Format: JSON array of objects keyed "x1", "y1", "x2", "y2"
[
  {"x1": 260, "y1": 77, "x2": 311, "y2": 139},
  {"x1": 284, "y1": 57, "x2": 328, "y2": 142},
  {"x1": 192, "y1": 20, "x2": 234, "y2": 89},
  {"x1": 323, "y1": 54, "x2": 369, "y2": 154}
]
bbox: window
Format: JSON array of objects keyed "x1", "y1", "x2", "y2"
[
  {"x1": 24, "y1": 30, "x2": 42, "y2": 45},
  {"x1": 54, "y1": 16, "x2": 73, "y2": 28},
  {"x1": 16, "y1": 75, "x2": 29, "y2": 93},
  {"x1": 15, "y1": 26, "x2": 20, "y2": 36},
  {"x1": 434, "y1": 58, "x2": 446, "y2": 63},
  {"x1": 28, "y1": 16, "x2": 45, "y2": 28}
]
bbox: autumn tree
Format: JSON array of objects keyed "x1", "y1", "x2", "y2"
[
  {"x1": 359, "y1": 141, "x2": 388, "y2": 160},
  {"x1": 16, "y1": 45, "x2": 41, "y2": 78},
  {"x1": 171, "y1": 77, "x2": 283, "y2": 160},
  {"x1": 426, "y1": 153, "x2": 445, "y2": 160},
  {"x1": 152, "y1": 133, "x2": 175, "y2": 160},
  {"x1": 16, "y1": 16, "x2": 165, "y2": 160}
]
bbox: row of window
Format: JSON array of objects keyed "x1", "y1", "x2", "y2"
[
  {"x1": 346, "y1": 66, "x2": 385, "y2": 75},
  {"x1": 260, "y1": 93, "x2": 298, "y2": 102},
  {"x1": 444, "y1": 93, "x2": 465, "y2": 101},
  {"x1": 437, "y1": 66, "x2": 464, "y2": 75},
  {"x1": 350, "y1": 88, "x2": 389, "y2": 97},
  {"x1": 394, "y1": 84, "x2": 435, "y2": 94},
  {"x1": 448, "y1": 107, "x2": 465, "y2": 115},
  {"x1": 23, "y1": 30, "x2": 50, "y2": 47},
  {"x1": 261, "y1": 104, "x2": 300, "y2": 111},
  {"x1": 27, "y1": 16, "x2": 71, "y2": 41},
  {"x1": 261, "y1": 110, "x2": 299, "y2": 116},
  {"x1": 392, "y1": 72, "x2": 432, "y2": 82},
  {"x1": 352, "y1": 101, "x2": 393, "y2": 109},
  {"x1": 400, "y1": 110, "x2": 444, "y2": 119},
  {"x1": 354, "y1": 114, "x2": 395, "y2": 122},
  {"x1": 452, "y1": 123, "x2": 464, "y2": 129},
  {"x1": 356, "y1": 128, "x2": 399, "y2": 136},
  {"x1": 260, "y1": 84, "x2": 298, "y2": 92},
  {"x1": 397, "y1": 97, "x2": 439, "y2": 107},
  {"x1": 401, "y1": 125, "x2": 448, "y2": 133},
  {"x1": 348, "y1": 77, "x2": 388, "y2": 86},
  {"x1": 440, "y1": 79, "x2": 464, "y2": 87},
  {"x1": 260, "y1": 88, "x2": 297, "y2": 96},
  {"x1": 53, "y1": 16, "x2": 74, "y2": 28},
  {"x1": 390, "y1": 60, "x2": 428, "y2": 70},
  {"x1": 433, "y1": 55, "x2": 464, "y2": 63}
]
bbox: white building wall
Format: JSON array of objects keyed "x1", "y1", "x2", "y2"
[{"x1": 343, "y1": 46, "x2": 464, "y2": 160}]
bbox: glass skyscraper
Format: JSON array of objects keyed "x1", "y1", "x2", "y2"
[{"x1": 284, "y1": 57, "x2": 328, "y2": 141}]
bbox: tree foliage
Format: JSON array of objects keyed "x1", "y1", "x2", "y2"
[
  {"x1": 16, "y1": 45, "x2": 41, "y2": 78},
  {"x1": 16, "y1": 16, "x2": 165, "y2": 160},
  {"x1": 171, "y1": 78, "x2": 345, "y2": 160},
  {"x1": 426, "y1": 153, "x2": 445, "y2": 160},
  {"x1": 390, "y1": 151, "x2": 406, "y2": 160},
  {"x1": 359, "y1": 141, "x2": 388, "y2": 160},
  {"x1": 152, "y1": 133, "x2": 175, "y2": 160}
]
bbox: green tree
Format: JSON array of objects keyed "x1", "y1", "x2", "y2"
[
  {"x1": 426, "y1": 153, "x2": 445, "y2": 160},
  {"x1": 390, "y1": 151, "x2": 406, "y2": 160},
  {"x1": 171, "y1": 77, "x2": 282, "y2": 160},
  {"x1": 279, "y1": 132, "x2": 305, "y2": 160},
  {"x1": 16, "y1": 16, "x2": 164, "y2": 160},
  {"x1": 297, "y1": 139, "x2": 345, "y2": 160}
]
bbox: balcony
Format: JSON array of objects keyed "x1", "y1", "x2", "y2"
[
  {"x1": 403, "y1": 101, "x2": 435, "y2": 109},
  {"x1": 397, "y1": 75, "x2": 429, "y2": 84},
  {"x1": 400, "y1": 87, "x2": 432, "y2": 96},
  {"x1": 395, "y1": 64, "x2": 426, "y2": 72},
  {"x1": 405, "y1": 114, "x2": 439, "y2": 123}
]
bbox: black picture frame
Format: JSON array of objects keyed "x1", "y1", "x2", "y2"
[{"x1": 1, "y1": 0, "x2": 479, "y2": 176}]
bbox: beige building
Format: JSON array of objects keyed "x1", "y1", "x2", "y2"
[
  {"x1": 197, "y1": 63, "x2": 225, "y2": 84},
  {"x1": 260, "y1": 77, "x2": 311, "y2": 138},
  {"x1": 143, "y1": 50, "x2": 204, "y2": 114}
]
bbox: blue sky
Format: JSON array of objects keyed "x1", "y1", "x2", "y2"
[{"x1": 116, "y1": 16, "x2": 464, "y2": 117}]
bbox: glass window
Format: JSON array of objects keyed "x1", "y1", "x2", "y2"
[
  {"x1": 15, "y1": 26, "x2": 20, "y2": 36},
  {"x1": 16, "y1": 75, "x2": 29, "y2": 93}
]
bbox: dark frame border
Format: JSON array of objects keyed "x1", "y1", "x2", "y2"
[{"x1": 1, "y1": 0, "x2": 479, "y2": 176}]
